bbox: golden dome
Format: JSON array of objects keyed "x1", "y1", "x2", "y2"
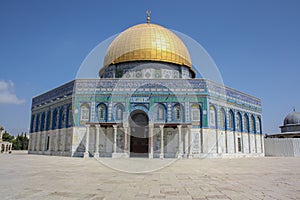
[{"x1": 103, "y1": 23, "x2": 192, "y2": 69}]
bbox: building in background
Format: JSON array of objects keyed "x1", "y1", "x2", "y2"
[
  {"x1": 28, "y1": 17, "x2": 263, "y2": 158},
  {"x1": 0, "y1": 126, "x2": 13, "y2": 154},
  {"x1": 265, "y1": 111, "x2": 300, "y2": 157}
]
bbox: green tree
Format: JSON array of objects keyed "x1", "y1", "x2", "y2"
[
  {"x1": 2, "y1": 131, "x2": 14, "y2": 142},
  {"x1": 2, "y1": 131, "x2": 29, "y2": 150}
]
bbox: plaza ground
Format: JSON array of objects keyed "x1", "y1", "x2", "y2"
[{"x1": 0, "y1": 151, "x2": 299, "y2": 200}]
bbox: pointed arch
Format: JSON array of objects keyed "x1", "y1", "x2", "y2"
[
  {"x1": 46, "y1": 110, "x2": 51, "y2": 130},
  {"x1": 250, "y1": 115, "x2": 256, "y2": 133},
  {"x1": 173, "y1": 103, "x2": 184, "y2": 122},
  {"x1": 156, "y1": 103, "x2": 166, "y2": 121},
  {"x1": 40, "y1": 112, "x2": 45, "y2": 131},
  {"x1": 209, "y1": 105, "x2": 217, "y2": 128},
  {"x1": 219, "y1": 108, "x2": 226, "y2": 130},
  {"x1": 228, "y1": 110, "x2": 235, "y2": 131},
  {"x1": 256, "y1": 116, "x2": 261, "y2": 134},
  {"x1": 80, "y1": 103, "x2": 90, "y2": 122},
  {"x1": 67, "y1": 105, "x2": 73, "y2": 127},
  {"x1": 243, "y1": 114, "x2": 249, "y2": 133},
  {"x1": 97, "y1": 103, "x2": 107, "y2": 121},
  {"x1": 115, "y1": 103, "x2": 124, "y2": 121},
  {"x1": 236, "y1": 112, "x2": 242, "y2": 132}
]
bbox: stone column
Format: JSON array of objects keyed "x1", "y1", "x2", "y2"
[
  {"x1": 178, "y1": 125, "x2": 183, "y2": 158},
  {"x1": 159, "y1": 125, "x2": 164, "y2": 159},
  {"x1": 9, "y1": 144, "x2": 12, "y2": 152},
  {"x1": 254, "y1": 134, "x2": 258, "y2": 153},
  {"x1": 83, "y1": 124, "x2": 90, "y2": 158},
  {"x1": 123, "y1": 125, "x2": 128, "y2": 155},
  {"x1": 113, "y1": 125, "x2": 117, "y2": 155},
  {"x1": 62, "y1": 128, "x2": 66, "y2": 154},
  {"x1": 56, "y1": 131, "x2": 59, "y2": 153},
  {"x1": 188, "y1": 125, "x2": 193, "y2": 158},
  {"x1": 184, "y1": 127, "x2": 189, "y2": 157},
  {"x1": 149, "y1": 123, "x2": 154, "y2": 159},
  {"x1": 248, "y1": 133, "x2": 251, "y2": 153},
  {"x1": 94, "y1": 124, "x2": 100, "y2": 158}
]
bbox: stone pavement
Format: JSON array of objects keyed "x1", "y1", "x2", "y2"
[{"x1": 0, "y1": 151, "x2": 299, "y2": 200}]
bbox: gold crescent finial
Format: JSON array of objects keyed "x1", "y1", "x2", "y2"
[{"x1": 146, "y1": 10, "x2": 151, "y2": 24}]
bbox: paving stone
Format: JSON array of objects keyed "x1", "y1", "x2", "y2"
[{"x1": 0, "y1": 152, "x2": 300, "y2": 200}]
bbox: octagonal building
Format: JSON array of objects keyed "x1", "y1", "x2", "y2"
[{"x1": 28, "y1": 18, "x2": 264, "y2": 158}]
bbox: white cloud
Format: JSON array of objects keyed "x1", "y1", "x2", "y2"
[{"x1": 0, "y1": 80, "x2": 25, "y2": 104}]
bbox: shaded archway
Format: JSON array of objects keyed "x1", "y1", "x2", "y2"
[{"x1": 129, "y1": 109, "x2": 149, "y2": 157}]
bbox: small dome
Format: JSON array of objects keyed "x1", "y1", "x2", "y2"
[
  {"x1": 284, "y1": 112, "x2": 300, "y2": 125},
  {"x1": 103, "y1": 23, "x2": 192, "y2": 70}
]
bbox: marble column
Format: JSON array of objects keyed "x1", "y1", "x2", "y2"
[
  {"x1": 149, "y1": 123, "x2": 154, "y2": 159},
  {"x1": 113, "y1": 125, "x2": 117, "y2": 154},
  {"x1": 94, "y1": 124, "x2": 100, "y2": 158},
  {"x1": 83, "y1": 124, "x2": 90, "y2": 158},
  {"x1": 188, "y1": 125, "x2": 193, "y2": 158},
  {"x1": 178, "y1": 125, "x2": 183, "y2": 158},
  {"x1": 159, "y1": 125, "x2": 164, "y2": 159}
]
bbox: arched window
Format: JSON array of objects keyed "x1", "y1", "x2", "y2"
[
  {"x1": 30, "y1": 115, "x2": 35, "y2": 132},
  {"x1": 52, "y1": 109, "x2": 58, "y2": 129},
  {"x1": 35, "y1": 114, "x2": 40, "y2": 132},
  {"x1": 157, "y1": 104, "x2": 166, "y2": 121},
  {"x1": 256, "y1": 116, "x2": 261, "y2": 134},
  {"x1": 61, "y1": 108, "x2": 66, "y2": 128},
  {"x1": 115, "y1": 104, "x2": 124, "y2": 121},
  {"x1": 174, "y1": 104, "x2": 183, "y2": 121},
  {"x1": 40, "y1": 113, "x2": 45, "y2": 131},
  {"x1": 219, "y1": 108, "x2": 226, "y2": 129},
  {"x1": 236, "y1": 112, "x2": 242, "y2": 132},
  {"x1": 46, "y1": 111, "x2": 51, "y2": 130},
  {"x1": 243, "y1": 114, "x2": 249, "y2": 133},
  {"x1": 97, "y1": 104, "x2": 107, "y2": 121},
  {"x1": 80, "y1": 104, "x2": 90, "y2": 122},
  {"x1": 191, "y1": 104, "x2": 201, "y2": 121},
  {"x1": 228, "y1": 110, "x2": 235, "y2": 130},
  {"x1": 209, "y1": 105, "x2": 217, "y2": 128},
  {"x1": 67, "y1": 105, "x2": 73, "y2": 127},
  {"x1": 250, "y1": 115, "x2": 255, "y2": 133}
]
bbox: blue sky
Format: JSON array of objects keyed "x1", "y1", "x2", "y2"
[{"x1": 0, "y1": 0, "x2": 299, "y2": 135}]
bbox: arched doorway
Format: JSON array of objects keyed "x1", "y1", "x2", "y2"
[{"x1": 129, "y1": 110, "x2": 149, "y2": 157}]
